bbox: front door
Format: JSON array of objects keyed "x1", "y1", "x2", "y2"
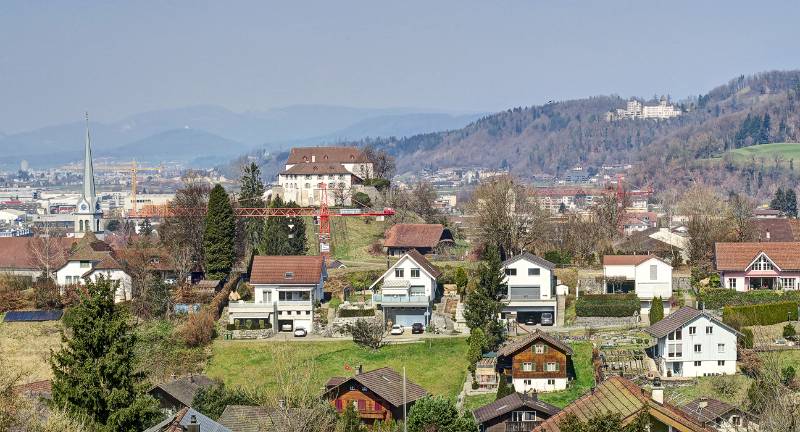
[{"x1": 672, "y1": 362, "x2": 682, "y2": 376}]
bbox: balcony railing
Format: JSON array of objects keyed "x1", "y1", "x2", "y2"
[
  {"x1": 506, "y1": 421, "x2": 540, "y2": 432},
  {"x1": 372, "y1": 294, "x2": 430, "y2": 305}
]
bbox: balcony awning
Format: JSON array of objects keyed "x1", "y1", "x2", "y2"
[{"x1": 381, "y1": 279, "x2": 411, "y2": 294}]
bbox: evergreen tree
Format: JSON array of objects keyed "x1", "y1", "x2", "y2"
[
  {"x1": 760, "y1": 113, "x2": 771, "y2": 144},
  {"x1": 285, "y1": 201, "x2": 308, "y2": 255},
  {"x1": 771, "y1": 188, "x2": 787, "y2": 214},
  {"x1": 204, "y1": 184, "x2": 236, "y2": 279},
  {"x1": 239, "y1": 163, "x2": 266, "y2": 254},
  {"x1": 50, "y1": 277, "x2": 161, "y2": 431},
  {"x1": 495, "y1": 375, "x2": 514, "y2": 400},
  {"x1": 463, "y1": 245, "x2": 507, "y2": 350},
  {"x1": 786, "y1": 189, "x2": 798, "y2": 218},
  {"x1": 336, "y1": 403, "x2": 365, "y2": 432},
  {"x1": 259, "y1": 197, "x2": 307, "y2": 255},
  {"x1": 192, "y1": 382, "x2": 258, "y2": 420},
  {"x1": 649, "y1": 297, "x2": 664, "y2": 325}
]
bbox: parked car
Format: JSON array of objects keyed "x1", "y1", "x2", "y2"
[
  {"x1": 293, "y1": 328, "x2": 307, "y2": 337},
  {"x1": 411, "y1": 323, "x2": 424, "y2": 334},
  {"x1": 281, "y1": 323, "x2": 293, "y2": 332},
  {"x1": 540, "y1": 312, "x2": 554, "y2": 326},
  {"x1": 390, "y1": 324, "x2": 404, "y2": 335}
]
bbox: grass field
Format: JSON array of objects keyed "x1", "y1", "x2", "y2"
[
  {"x1": 329, "y1": 217, "x2": 387, "y2": 264},
  {"x1": 206, "y1": 338, "x2": 469, "y2": 397},
  {"x1": 726, "y1": 142, "x2": 800, "y2": 163},
  {"x1": 0, "y1": 319, "x2": 62, "y2": 383}
]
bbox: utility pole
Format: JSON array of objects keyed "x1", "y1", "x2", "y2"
[{"x1": 403, "y1": 366, "x2": 408, "y2": 432}]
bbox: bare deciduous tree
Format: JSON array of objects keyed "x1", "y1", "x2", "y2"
[
  {"x1": 160, "y1": 173, "x2": 211, "y2": 274},
  {"x1": 27, "y1": 224, "x2": 68, "y2": 280}
]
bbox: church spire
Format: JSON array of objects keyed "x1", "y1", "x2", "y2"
[{"x1": 82, "y1": 111, "x2": 96, "y2": 206}]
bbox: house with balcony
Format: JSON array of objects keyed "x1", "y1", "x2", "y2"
[
  {"x1": 715, "y1": 242, "x2": 800, "y2": 291},
  {"x1": 472, "y1": 392, "x2": 560, "y2": 432},
  {"x1": 370, "y1": 250, "x2": 441, "y2": 327},
  {"x1": 496, "y1": 330, "x2": 573, "y2": 393},
  {"x1": 602, "y1": 255, "x2": 673, "y2": 315},
  {"x1": 228, "y1": 255, "x2": 326, "y2": 333},
  {"x1": 324, "y1": 367, "x2": 428, "y2": 425},
  {"x1": 500, "y1": 253, "x2": 558, "y2": 326},
  {"x1": 645, "y1": 306, "x2": 740, "y2": 378}
]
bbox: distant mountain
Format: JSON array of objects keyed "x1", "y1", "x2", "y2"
[
  {"x1": 0, "y1": 105, "x2": 482, "y2": 168},
  {"x1": 104, "y1": 128, "x2": 248, "y2": 166}
]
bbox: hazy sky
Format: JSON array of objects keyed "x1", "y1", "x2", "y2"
[{"x1": 1, "y1": 0, "x2": 799, "y2": 133}]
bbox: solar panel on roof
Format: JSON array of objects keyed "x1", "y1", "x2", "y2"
[{"x1": 3, "y1": 310, "x2": 63, "y2": 322}]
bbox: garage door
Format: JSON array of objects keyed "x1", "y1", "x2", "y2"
[
  {"x1": 394, "y1": 309, "x2": 426, "y2": 326},
  {"x1": 509, "y1": 286, "x2": 540, "y2": 300}
]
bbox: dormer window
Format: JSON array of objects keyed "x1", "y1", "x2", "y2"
[
  {"x1": 285, "y1": 272, "x2": 294, "y2": 279},
  {"x1": 751, "y1": 255, "x2": 774, "y2": 271}
]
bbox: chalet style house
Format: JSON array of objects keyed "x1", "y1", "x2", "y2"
[
  {"x1": 369, "y1": 250, "x2": 441, "y2": 327},
  {"x1": 472, "y1": 392, "x2": 560, "y2": 432},
  {"x1": 382, "y1": 223, "x2": 454, "y2": 256},
  {"x1": 500, "y1": 253, "x2": 558, "y2": 326},
  {"x1": 496, "y1": 330, "x2": 573, "y2": 393},
  {"x1": 715, "y1": 242, "x2": 800, "y2": 291},
  {"x1": 277, "y1": 146, "x2": 372, "y2": 207},
  {"x1": 602, "y1": 255, "x2": 673, "y2": 315},
  {"x1": 228, "y1": 255, "x2": 326, "y2": 333},
  {"x1": 645, "y1": 307, "x2": 740, "y2": 378},
  {"x1": 324, "y1": 367, "x2": 428, "y2": 425},
  {"x1": 680, "y1": 398, "x2": 759, "y2": 432},
  {"x1": 532, "y1": 376, "x2": 713, "y2": 432}
]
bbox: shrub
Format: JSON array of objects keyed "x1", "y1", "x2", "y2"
[
  {"x1": 712, "y1": 375, "x2": 738, "y2": 398},
  {"x1": 575, "y1": 294, "x2": 639, "y2": 317},
  {"x1": 649, "y1": 296, "x2": 664, "y2": 324},
  {"x1": 700, "y1": 288, "x2": 800, "y2": 309},
  {"x1": 740, "y1": 328, "x2": 755, "y2": 349},
  {"x1": 350, "y1": 319, "x2": 384, "y2": 350},
  {"x1": 722, "y1": 301, "x2": 799, "y2": 329},
  {"x1": 338, "y1": 308, "x2": 376, "y2": 318},
  {"x1": 783, "y1": 323, "x2": 797, "y2": 338},
  {"x1": 176, "y1": 310, "x2": 216, "y2": 347}
]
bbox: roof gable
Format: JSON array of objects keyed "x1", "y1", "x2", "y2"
[
  {"x1": 503, "y1": 252, "x2": 556, "y2": 271},
  {"x1": 715, "y1": 242, "x2": 800, "y2": 271},
  {"x1": 250, "y1": 255, "x2": 325, "y2": 285},
  {"x1": 369, "y1": 251, "x2": 441, "y2": 290},
  {"x1": 472, "y1": 392, "x2": 560, "y2": 424},
  {"x1": 645, "y1": 306, "x2": 742, "y2": 339},
  {"x1": 497, "y1": 330, "x2": 573, "y2": 357},
  {"x1": 325, "y1": 367, "x2": 428, "y2": 408},
  {"x1": 383, "y1": 224, "x2": 448, "y2": 249},
  {"x1": 603, "y1": 254, "x2": 669, "y2": 267}
]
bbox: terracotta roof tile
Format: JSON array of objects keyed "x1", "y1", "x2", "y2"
[
  {"x1": 714, "y1": 242, "x2": 800, "y2": 271},
  {"x1": 753, "y1": 219, "x2": 797, "y2": 242},
  {"x1": 280, "y1": 163, "x2": 357, "y2": 176},
  {"x1": 0, "y1": 237, "x2": 74, "y2": 270},
  {"x1": 384, "y1": 224, "x2": 448, "y2": 249},
  {"x1": 250, "y1": 255, "x2": 325, "y2": 285},
  {"x1": 286, "y1": 146, "x2": 368, "y2": 164},
  {"x1": 602, "y1": 255, "x2": 662, "y2": 266}
]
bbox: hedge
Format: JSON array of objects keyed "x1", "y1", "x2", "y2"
[
  {"x1": 338, "y1": 308, "x2": 376, "y2": 318},
  {"x1": 722, "y1": 301, "x2": 799, "y2": 329},
  {"x1": 575, "y1": 293, "x2": 640, "y2": 317},
  {"x1": 700, "y1": 289, "x2": 800, "y2": 310}
]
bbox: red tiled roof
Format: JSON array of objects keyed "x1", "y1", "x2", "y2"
[
  {"x1": 280, "y1": 163, "x2": 357, "y2": 176},
  {"x1": 250, "y1": 255, "x2": 325, "y2": 285},
  {"x1": 0, "y1": 237, "x2": 74, "y2": 270},
  {"x1": 714, "y1": 242, "x2": 800, "y2": 271},
  {"x1": 753, "y1": 219, "x2": 798, "y2": 242},
  {"x1": 384, "y1": 224, "x2": 446, "y2": 249},
  {"x1": 603, "y1": 255, "x2": 661, "y2": 266},
  {"x1": 286, "y1": 146, "x2": 368, "y2": 164},
  {"x1": 12, "y1": 379, "x2": 52, "y2": 398}
]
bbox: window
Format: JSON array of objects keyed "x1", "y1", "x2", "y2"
[
  {"x1": 80, "y1": 260, "x2": 90, "y2": 269},
  {"x1": 545, "y1": 362, "x2": 559, "y2": 372},
  {"x1": 650, "y1": 264, "x2": 657, "y2": 280},
  {"x1": 505, "y1": 268, "x2": 517, "y2": 276},
  {"x1": 547, "y1": 379, "x2": 555, "y2": 385},
  {"x1": 533, "y1": 344, "x2": 547, "y2": 354},
  {"x1": 718, "y1": 343, "x2": 725, "y2": 353},
  {"x1": 668, "y1": 344, "x2": 682, "y2": 358},
  {"x1": 718, "y1": 360, "x2": 726, "y2": 366},
  {"x1": 752, "y1": 255, "x2": 774, "y2": 271},
  {"x1": 669, "y1": 328, "x2": 682, "y2": 340},
  {"x1": 528, "y1": 268, "x2": 540, "y2": 276},
  {"x1": 731, "y1": 416, "x2": 741, "y2": 426},
  {"x1": 706, "y1": 326, "x2": 713, "y2": 334},
  {"x1": 512, "y1": 411, "x2": 537, "y2": 422},
  {"x1": 284, "y1": 272, "x2": 294, "y2": 279},
  {"x1": 694, "y1": 344, "x2": 702, "y2": 353},
  {"x1": 689, "y1": 326, "x2": 696, "y2": 335},
  {"x1": 522, "y1": 362, "x2": 533, "y2": 372},
  {"x1": 523, "y1": 379, "x2": 531, "y2": 386},
  {"x1": 728, "y1": 278, "x2": 737, "y2": 289},
  {"x1": 410, "y1": 268, "x2": 420, "y2": 278},
  {"x1": 694, "y1": 361, "x2": 701, "y2": 367},
  {"x1": 305, "y1": 183, "x2": 310, "y2": 188},
  {"x1": 394, "y1": 268, "x2": 404, "y2": 278},
  {"x1": 357, "y1": 400, "x2": 366, "y2": 411},
  {"x1": 781, "y1": 278, "x2": 796, "y2": 290}
]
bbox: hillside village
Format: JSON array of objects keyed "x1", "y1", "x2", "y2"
[{"x1": 1, "y1": 124, "x2": 800, "y2": 432}]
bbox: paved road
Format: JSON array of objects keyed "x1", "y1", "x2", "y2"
[{"x1": 231, "y1": 330, "x2": 464, "y2": 343}]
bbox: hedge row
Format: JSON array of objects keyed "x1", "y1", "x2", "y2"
[
  {"x1": 338, "y1": 308, "x2": 376, "y2": 318},
  {"x1": 722, "y1": 301, "x2": 799, "y2": 329},
  {"x1": 575, "y1": 293, "x2": 640, "y2": 317},
  {"x1": 700, "y1": 289, "x2": 800, "y2": 309}
]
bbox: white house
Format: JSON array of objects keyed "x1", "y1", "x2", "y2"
[
  {"x1": 370, "y1": 250, "x2": 441, "y2": 327},
  {"x1": 645, "y1": 306, "x2": 740, "y2": 378},
  {"x1": 277, "y1": 147, "x2": 372, "y2": 207},
  {"x1": 500, "y1": 252, "x2": 558, "y2": 326},
  {"x1": 228, "y1": 255, "x2": 326, "y2": 333},
  {"x1": 54, "y1": 233, "x2": 131, "y2": 302},
  {"x1": 603, "y1": 255, "x2": 673, "y2": 314}
]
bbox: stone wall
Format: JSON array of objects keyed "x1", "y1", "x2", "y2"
[
  {"x1": 574, "y1": 316, "x2": 641, "y2": 328},
  {"x1": 230, "y1": 328, "x2": 274, "y2": 339}
]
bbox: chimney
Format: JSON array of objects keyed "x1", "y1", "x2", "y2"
[
  {"x1": 186, "y1": 414, "x2": 200, "y2": 432},
  {"x1": 766, "y1": 230, "x2": 771, "y2": 241},
  {"x1": 312, "y1": 155, "x2": 316, "y2": 163},
  {"x1": 651, "y1": 377, "x2": 664, "y2": 404},
  {"x1": 357, "y1": 365, "x2": 363, "y2": 375},
  {"x1": 698, "y1": 399, "x2": 708, "y2": 410}
]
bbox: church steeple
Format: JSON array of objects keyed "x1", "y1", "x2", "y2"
[{"x1": 82, "y1": 111, "x2": 96, "y2": 207}]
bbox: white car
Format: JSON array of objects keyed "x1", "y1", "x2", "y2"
[
  {"x1": 293, "y1": 327, "x2": 307, "y2": 337},
  {"x1": 390, "y1": 324, "x2": 404, "y2": 335}
]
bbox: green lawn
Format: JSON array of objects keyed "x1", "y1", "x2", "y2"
[
  {"x1": 726, "y1": 143, "x2": 800, "y2": 164},
  {"x1": 330, "y1": 217, "x2": 387, "y2": 263},
  {"x1": 206, "y1": 338, "x2": 469, "y2": 397},
  {"x1": 666, "y1": 374, "x2": 752, "y2": 407},
  {"x1": 462, "y1": 341, "x2": 595, "y2": 411}
]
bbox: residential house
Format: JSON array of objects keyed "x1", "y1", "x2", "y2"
[
  {"x1": 614, "y1": 227, "x2": 688, "y2": 264},
  {"x1": 496, "y1": 330, "x2": 573, "y2": 393},
  {"x1": 472, "y1": 392, "x2": 560, "y2": 432},
  {"x1": 753, "y1": 218, "x2": 800, "y2": 242},
  {"x1": 54, "y1": 232, "x2": 132, "y2": 302},
  {"x1": 500, "y1": 253, "x2": 558, "y2": 326},
  {"x1": 323, "y1": 367, "x2": 428, "y2": 425},
  {"x1": 149, "y1": 374, "x2": 216, "y2": 414},
  {"x1": 603, "y1": 255, "x2": 672, "y2": 315},
  {"x1": 645, "y1": 306, "x2": 740, "y2": 378},
  {"x1": 277, "y1": 146, "x2": 372, "y2": 206},
  {"x1": 680, "y1": 398, "x2": 759, "y2": 432},
  {"x1": 228, "y1": 255, "x2": 326, "y2": 333},
  {"x1": 715, "y1": 242, "x2": 800, "y2": 291},
  {"x1": 753, "y1": 208, "x2": 781, "y2": 219},
  {"x1": 383, "y1": 223, "x2": 454, "y2": 256},
  {"x1": 475, "y1": 357, "x2": 498, "y2": 391},
  {"x1": 532, "y1": 376, "x2": 712, "y2": 431},
  {"x1": 218, "y1": 405, "x2": 307, "y2": 432},
  {"x1": 369, "y1": 250, "x2": 441, "y2": 327},
  {"x1": 145, "y1": 407, "x2": 231, "y2": 432},
  {"x1": 0, "y1": 236, "x2": 74, "y2": 281}
]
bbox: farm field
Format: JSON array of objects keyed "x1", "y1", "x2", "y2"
[
  {"x1": 0, "y1": 319, "x2": 62, "y2": 383},
  {"x1": 206, "y1": 338, "x2": 469, "y2": 397},
  {"x1": 726, "y1": 142, "x2": 800, "y2": 163}
]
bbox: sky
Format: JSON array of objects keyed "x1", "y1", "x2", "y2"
[{"x1": 1, "y1": 0, "x2": 799, "y2": 133}]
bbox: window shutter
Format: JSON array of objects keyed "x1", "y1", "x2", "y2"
[
  {"x1": 555, "y1": 362, "x2": 560, "y2": 371},
  {"x1": 374, "y1": 400, "x2": 383, "y2": 411},
  {"x1": 358, "y1": 399, "x2": 366, "y2": 411},
  {"x1": 531, "y1": 362, "x2": 536, "y2": 372},
  {"x1": 335, "y1": 399, "x2": 343, "y2": 411}
]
